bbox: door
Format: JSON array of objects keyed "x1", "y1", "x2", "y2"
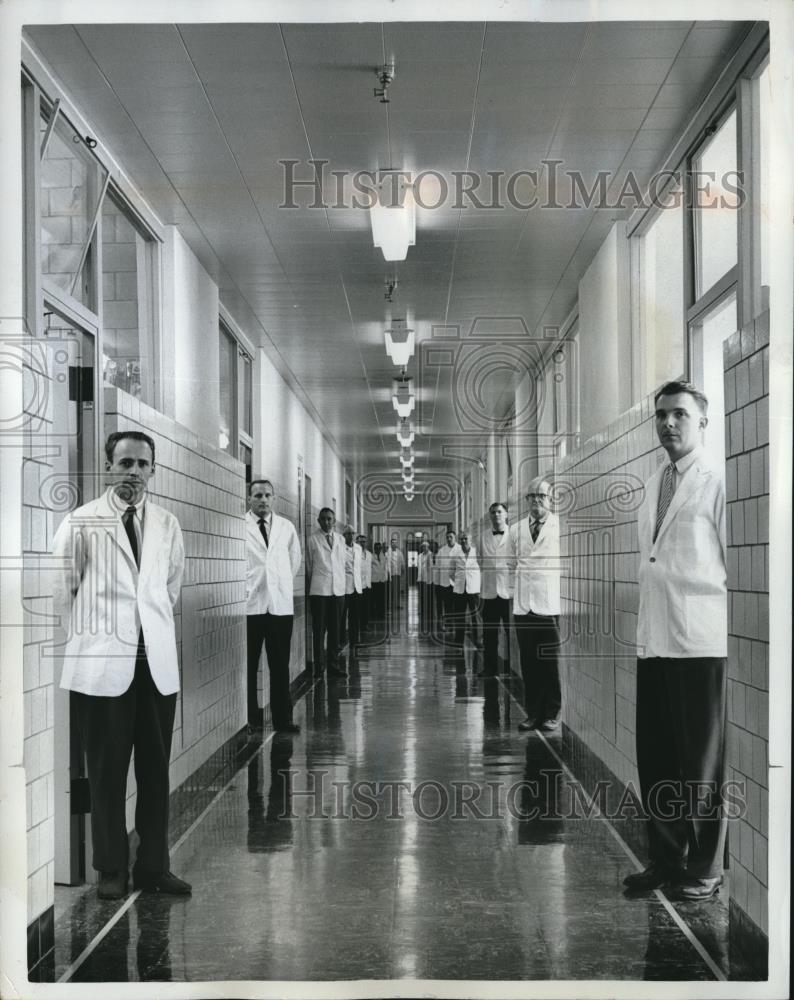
[{"x1": 44, "y1": 307, "x2": 99, "y2": 885}]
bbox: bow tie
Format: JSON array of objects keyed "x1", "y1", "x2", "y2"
[{"x1": 492, "y1": 530, "x2": 504, "y2": 535}]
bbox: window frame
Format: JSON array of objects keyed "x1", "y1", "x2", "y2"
[{"x1": 218, "y1": 305, "x2": 255, "y2": 463}]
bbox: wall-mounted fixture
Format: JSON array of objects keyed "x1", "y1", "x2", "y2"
[
  {"x1": 370, "y1": 170, "x2": 415, "y2": 262},
  {"x1": 384, "y1": 276, "x2": 398, "y2": 302}
]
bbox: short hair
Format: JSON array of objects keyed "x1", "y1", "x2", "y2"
[
  {"x1": 654, "y1": 380, "x2": 708, "y2": 414},
  {"x1": 249, "y1": 478, "x2": 274, "y2": 495},
  {"x1": 489, "y1": 501, "x2": 508, "y2": 513},
  {"x1": 318, "y1": 507, "x2": 335, "y2": 518},
  {"x1": 446, "y1": 529, "x2": 456, "y2": 537},
  {"x1": 105, "y1": 431, "x2": 155, "y2": 465}
]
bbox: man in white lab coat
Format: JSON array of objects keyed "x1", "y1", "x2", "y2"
[
  {"x1": 624, "y1": 381, "x2": 729, "y2": 902},
  {"x1": 511, "y1": 477, "x2": 562, "y2": 733},
  {"x1": 370, "y1": 541, "x2": 389, "y2": 619},
  {"x1": 246, "y1": 479, "x2": 302, "y2": 734},
  {"x1": 387, "y1": 535, "x2": 406, "y2": 620},
  {"x1": 436, "y1": 530, "x2": 460, "y2": 635},
  {"x1": 451, "y1": 531, "x2": 482, "y2": 649},
  {"x1": 479, "y1": 501, "x2": 515, "y2": 676},
  {"x1": 342, "y1": 525, "x2": 363, "y2": 649},
  {"x1": 357, "y1": 534, "x2": 372, "y2": 631},
  {"x1": 417, "y1": 539, "x2": 434, "y2": 628},
  {"x1": 306, "y1": 507, "x2": 347, "y2": 677},
  {"x1": 52, "y1": 431, "x2": 189, "y2": 900}
]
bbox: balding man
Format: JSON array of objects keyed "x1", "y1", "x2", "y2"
[{"x1": 510, "y1": 477, "x2": 562, "y2": 733}]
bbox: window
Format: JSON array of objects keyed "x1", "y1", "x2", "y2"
[
  {"x1": 218, "y1": 319, "x2": 254, "y2": 459},
  {"x1": 40, "y1": 104, "x2": 107, "y2": 310},
  {"x1": 100, "y1": 192, "x2": 157, "y2": 400},
  {"x1": 633, "y1": 191, "x2": 685, "y2": 395},
  {"x1": 692, "y1": 109, "x2": 738, "y2": 299},
  {"x1": 690, "y1": 291, "x2": 737, "y2": 469},
  {"x1": 345, "y1": 479, "x2": 352, "y2": 524}
]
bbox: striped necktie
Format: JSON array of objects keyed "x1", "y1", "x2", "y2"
[{"x1": 654, "y1": 463, "x2": 675, "y2": 542}]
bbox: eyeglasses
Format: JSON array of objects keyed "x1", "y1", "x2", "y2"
[{"x1": 526, "y1": 492, "x2": 549, "y2": 500}]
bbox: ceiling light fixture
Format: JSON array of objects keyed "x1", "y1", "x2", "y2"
[
  {"x1": 374, "y1": 63, "x2": 395, "y2": 103},
  {"x1": 385, "y1": 319, "x2": 415, "y2": 366},
  {"x1": 370, "y1": 170, "x2": 415, "y2": 262},
  {"x1": 396, "y1": 419, "x2": 414, "y2": 448},
  {"x1": 392, "y1": 373, "x2": 415, "y2": 418}
]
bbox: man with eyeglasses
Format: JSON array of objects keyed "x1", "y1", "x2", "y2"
[{"x1": 510, "y1": 477, "x2": 562, "y2": 733}]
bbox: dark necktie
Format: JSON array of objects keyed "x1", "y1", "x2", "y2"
[
  {"x1": 122, "y1": 506, "x2": 139, "y2": 567},
  {"x1": 258, "y1": 517, "x2": 269, "y2": 546},
  {"x1": 326, "y1": 533, "x2": 334, "y2": 549},
  {"x1": 530, "y1": 520, "x2": 541, "y2": 543},
  {"x1": 654, "y1": 463, "x2": 675, "y2": 542}
]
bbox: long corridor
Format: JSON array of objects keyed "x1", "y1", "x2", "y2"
[{"x1": 51, "y1": 589, "x2": 752, "y2": 984}]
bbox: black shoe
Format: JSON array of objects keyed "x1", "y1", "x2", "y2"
[
  {"x1": 274, "y1": 722, "x2": 300, "y2": 734},
  {"x1": 668, "y1": 875, "x2": 722, "y2": 901},
  {"x1": 98, "y1": 871, "x2": 128, "y2": 900},
  {"x1": 539, "y1": 718, "x2": 560, "y2": 732},
  {"x1": 133, "y1": 870, "x2": 192, "y2": 895},
  {"x1": 518, "y1": 718, "x2": 538, "y2": 732},
  {"x1": 623, "y1": 863, "x2": 680, "y2": 891}
]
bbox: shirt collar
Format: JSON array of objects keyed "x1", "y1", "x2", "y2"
[
  {"x1": 672, "y1": 446, "x2": 701, "y2": 476},
  {"x1": 110, "y1": 487, "x2": 146, "y2": 517},
  {"x1": 530, "y1": 511, "x2": 548, "y2": 525}
]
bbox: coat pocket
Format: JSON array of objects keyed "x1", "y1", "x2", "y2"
[{"x1": 684, "y1": 593, "x2": 727, "y2": 648}]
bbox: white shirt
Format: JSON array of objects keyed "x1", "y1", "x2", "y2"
[
  {"x1": 371, "y1": 552, "x2": 389, "y2": 583},
  {"x1": 452, "y1": 545, "x2": 481, "y2": 595},
  {"x1": 361, "y1": 549, "x2": 372, "y2": 588},
  {"x1": 344, "y1": 542, "x2": 363, "y2": 595},
  {"x1": 387, "y1": 547, "x2": 405, "y2": 577},
  {"x1": 306, "y1": 528, "x2": 347, "y2": 597},
  {"x1": 511, "y1": 513, "x2": 561, "y2": 616},
  {"x1": 436, "y1": 543, "x2": 460, "y2": 588}
]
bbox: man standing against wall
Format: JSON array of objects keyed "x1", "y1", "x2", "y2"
[
  {"x1": 451, "y1": 531, "x2": 482, "y2": 649},
  {"x1": 511, "y1": 477, "x2": 562, "y2": 733},
  {"x1": 52, "y1": 431, "x2": 190, "y2": 900},
  {"x1": 436, "y1": 530, "x2": 459, "y2": 637},
  {"x1": 342, "y1": 525, "x2": 363, "y2": 651},
  {"x1": 306, "y1": 507, "x2": 347, "y2": 678},
  {"x1": 357, "y1": 534, "x2": 372, "y2": 633},
  {"x1": 371, "y1": 541, "x2": 388, "y2": 620},
  {"x1": 387, "y1": 534, "x2": 406, "y2": 623},
  {"x1": 480, "y1": 502, "x2": 514, "y2": 676},
  {"x1": 245, "y1": 479, "x2": 302, "y2": 735},
  {"x1": 624, "y1": 381, "x2": 728, "y2": 901}
]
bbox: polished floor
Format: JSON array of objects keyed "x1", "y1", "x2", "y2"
[{"x1": 51, "y1": 589, "x2": 753, "y2": 983}]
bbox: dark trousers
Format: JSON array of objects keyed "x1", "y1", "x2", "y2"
[
  {"x1": 344, "y1": 592, "x2": 360, "y2": 647},
  {"x1": 441, "y1": 587, "x2": 455, "y2": 630},
  {"x1": 310, "y1": 595, "x2": 343, "y2": 670},
  {"x1": 453, "y1": 592, "x2": 482, "y2": 647},
  {"x1": 372, "y1": 582, "x2": 386, "y2": 617},
  {"x1": 74, "y1": 642, "x2": 176, "y2": 875},
  {"x1": 636, "y1": 657, "x2": 728, "y2": 878},
  {"x1": 247, "y1": 613, "x2": 294, "y2": 729},
  {"x1": 360, "y1": 588, "x2": 371, "y2": 629},
  {"x1": 514, "y1": 611, "x2": 561, "y2": 723},
  {"x1": 390, "y1": 575, "x2": 402, "y2": 611},
  {"x1": 482, "y1": 597, "x2": 511, "y2": 675},
  {"x1": 419, "y1": 582, "x2": 434, "y2": 628}
]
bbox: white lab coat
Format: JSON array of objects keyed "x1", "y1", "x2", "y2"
[
  {"x1": 417, "y1": 551, "x2": 432, "y2": 584},
  {"x1": 245, "y1": 510, "x2": 302, "y2": 616},
  {"x1": 371, "y1": 552, "x2": 389, "y2": 583},
  {"x1": 511, "y1": 513, "x2": 561, "y2": 616},
  {"x1": 387, "y1": 547, "x2": 405, "y2": 577},
  {"x1": 436, "y1": 543, "x2": 460, "y2": 588},
  {"x1": 344, "y1": 542, "x2": 363, "y2": 595},
  {"x1": 361, "y1": 549, "x2": 372, "y2": 589},
  {"x1": 452, "y1": 545, "x2": 482, "y2": 595},
  {"x1": 52, "y1": 488, "x2": 185, "y2": 697},
  {"x1": 306, "y1": 529, "x2": 347, "y2": 597},
  {"x1": 479, "y1": 529, "x2": 515, "y2": 600},
  {"x1": 637, "y1": 449, "x2": 727, "y2": 658}
]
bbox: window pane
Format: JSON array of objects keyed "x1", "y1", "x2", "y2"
[
  {"x1": 40, "y1": 109, "x2": 106, "y2": 308},
  {"x1": 693, "y1": 110, "x2": 738, "y2": 298},
  {"x1": 757, "y1": 64, "x2": 770, "y2": 293},
  {"x1": 638, "y1": 192, "x2": 685, "y2": 392},
  {"x1": 241, "y1": 352, "x2": 252, "y2": 436},
  {"x1": 219, "y1": 326, "x2": 236, "y2": 454},
  {"x1": 101, "y1": 195, "x2": 153, "y2": 400},
  {"x1": 690, "y1": 291, "x2": 737, "y2": 470}
]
